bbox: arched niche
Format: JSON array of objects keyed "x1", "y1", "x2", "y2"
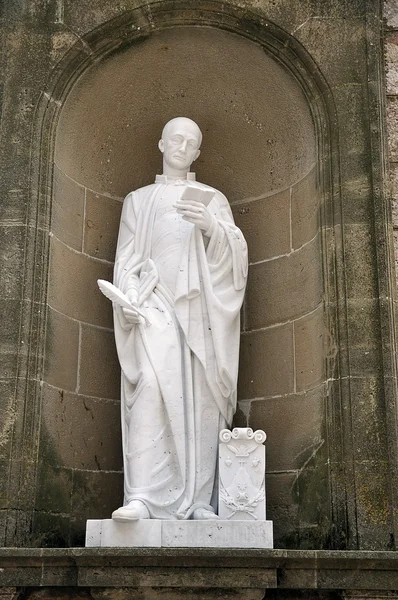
[{"x1": 39, "y1": 15, "x2": 332, "y2": 548}]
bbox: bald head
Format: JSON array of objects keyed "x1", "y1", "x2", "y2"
[
  {"x1": 159, "y1": 117, "x2": 202, "y2": 176},
  {"x1": 161, "y1": 117, "x2": 202, "y2": 148}
]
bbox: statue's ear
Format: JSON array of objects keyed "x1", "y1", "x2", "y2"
[
  {"x1": 194, "y1": 149, "x2": 201, "y2": 161},
  {"x1": 158, "y1": 139, "x2": 164, "y2": 153}
]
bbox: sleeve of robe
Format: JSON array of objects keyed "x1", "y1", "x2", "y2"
[
  {"x1": 114, "y1": 192, "x2": 140, "y2": 304},
  {"x1": 175, "y1": 190, "x2": 248, "y2": 425},
  {"x1": 112, "y1": 192, "x2": 143, "y2": 381}
]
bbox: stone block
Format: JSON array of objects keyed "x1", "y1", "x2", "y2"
[
  {"x1": 238, "y1": 324, "x2": 294, "y2": 400},
  {"x1": 346, "y1": 299, "x2": 379, "y2": 347},
  {"x1": 389, "y1": 162, "x2": 398, "y2": 227},
  {"x1": 91, "y1": 589, "x2": 266, "y2": 600},
  {"x1": 0, "y1": 459, "x2": 10, "y2": 510},
  {"x1": 48, "y1": 237, "x2": 113, "y2": 328},
  {"x1": 341, "y1": 300, "x2": 382, "y2": 377},
  {"x1": 0, "y1": 299, "x2": 23, "y2": 380},
  {"x1": 72, "y1": 470, "x2": 123, "y2": 525},
  {"x1": 30, "y1": 510, "x2": 71, "y2": 548},
  {"x1": 386, "y1": 33, "x2": 398, "y2": 95},
  {"x1": 231, "y1": 189, "x2": 290, "y2": 263},
  {"x1": 339, "y1": 154, "x2": 372, "y2": 219},
  {"x1": 266, "y1": 473, "x2": 300, "y2": 549},
  {"x1": 0, "y1": 225, "x2": 25, "y2": 300},
  {"x1": 333, "y1": 85, "x2": 369, "y2": 156},
  {"x1": 86, "y1": 519, "x2": 161, "y2": 548},
  {"x1": 44, "y1": 308, "x2": 79, "y2": 392},
  {"x1": 52, "y1": 164, "x2": 84, "y2": 251},
  {"x1": 78, "y1": 324, "x2": 120, "y2": 399},
  {"x1": 291, "y1": 166, "x2": 319, "y2": 249},
  {"x1": 388, "y1": 97, "x2": 398, "y2": 162},
  {"x1": 49, "y1": 30, "x2": 86, "y2": 67},
  {"x1": 342, "y1": 593, "x2": 398, "y2": 600},
  {"x1": 349, "y1": 377, "x2": 388, "y2": 462},
  {"x1": 343, "y1": 224, "x2": 378, "y2": 300},
  {"x1": 233, "y1": 403, "x2": 249, "y2": 428},
  {"x1": 246, "y1": 235, "x2": 322, "y2": 329},
  {"x1": 86, "y1": 519, "x2": 273, "y2": 549},
  {"x1": 340, "y1": 174, "x2": 373, "y2": 226},
  {"x1": 0, "y1": 589, "x2": 19, "y2": 600},
  {"x1": 394, "y1": 231, "x2": 398, "y2": 287},
  {"x1": 353, "y1": 460, "x2": 392, "y2": 551},
  {"x1": 35, "y1": 463, "x2": 73, "y2": 515},
  {"x1": 0, "y1": 378, "x2": 18, "y2": 457},
  {"x1": 385, "y1": 0, "x2": 398, "y2": 28},
  {"x1": 249, "y1": 387, "x2": 325, "y2": 473},
  {"x1": 63, "y1": 0, "x2": 143, "y2": 36},
  {"x1": 40, "y1": 383, "x2": 122, "y2": 471},
  {"x1": 294, "y1": 18, "x2": 366, "y2": 86},
  {"x1": 294, "y1": 305, "x2": 325, "y2": 392},
  {"x1": 84, "y1": 190, "x2": 122, "y2": 261}
]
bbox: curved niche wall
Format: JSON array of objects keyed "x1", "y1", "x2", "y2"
[{"x1": 41, "y1": 26, "x2": 325, "y2": 546}]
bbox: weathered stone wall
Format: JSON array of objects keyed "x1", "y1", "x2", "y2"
[
  {"x1": 1, "y1": 0, "x2": 397, "y2": 557},
  {"x1": 43, "y1": 22, "x2": 324, "y2": 549},
  {"x1": 386, "y1": 1, "x2": 398, "y2": 275}
]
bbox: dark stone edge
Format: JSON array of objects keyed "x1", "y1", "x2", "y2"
[{"x1": 1, "y1": 549, "x2": 398, "y2": 590}]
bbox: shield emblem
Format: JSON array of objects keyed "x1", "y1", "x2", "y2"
[{"x1": 218, "y1": 428, "x2": 267, "y2": 521}]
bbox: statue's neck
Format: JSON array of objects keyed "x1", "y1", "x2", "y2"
[
  {"x1": 156, "y1": 172, "x2": 196, "y2": 183},
  {"x1": 162, "y1": 163, "x2": 190, "y2": 178}
]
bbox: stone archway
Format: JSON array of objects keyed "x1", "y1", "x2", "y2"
[{"x1": 22, "y1": 2, "x2": 344, "y2": 548}]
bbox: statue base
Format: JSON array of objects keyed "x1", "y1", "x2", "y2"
[{"x1": 85, "y1": 519, "x2": 273, "y2": 548}]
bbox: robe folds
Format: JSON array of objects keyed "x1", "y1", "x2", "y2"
[{"x1": 113, "y1": 174, "x2": 248, "y2": 520}]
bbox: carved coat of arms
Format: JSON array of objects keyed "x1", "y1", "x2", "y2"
[{"x1": 218, "y1": 427, "x2": 267, "y2": 520}]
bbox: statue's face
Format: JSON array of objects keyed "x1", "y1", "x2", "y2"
[{"x1": 159, "y1": 120, "x2": 201, "y2": 171}]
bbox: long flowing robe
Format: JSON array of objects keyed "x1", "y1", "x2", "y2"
[{"x1": 113, "y1": 173, "x2": 248, "y2": 519}]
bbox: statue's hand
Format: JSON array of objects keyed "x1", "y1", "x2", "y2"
[
  {"x1": 122, "y1": 306, "x2": 141, "y2": 325},
  {"x1": 174, "y1": 199, "x2": 214, "y2": 235}
]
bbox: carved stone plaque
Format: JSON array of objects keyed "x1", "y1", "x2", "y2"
[{"x1": 219, "y1": 427, "x2": 267, "y2": 521}]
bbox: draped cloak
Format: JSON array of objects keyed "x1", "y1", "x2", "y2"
[{"x1": 113, "y1": 174, "x2": 248, "y2": 519}]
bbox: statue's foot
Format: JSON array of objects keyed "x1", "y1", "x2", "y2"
[
  {"x1": 112, "y1": 500, "x2": 150, "y2": 522},
  {"x1": 192, "y1": 508, "x2": 220, "y2": 520}
]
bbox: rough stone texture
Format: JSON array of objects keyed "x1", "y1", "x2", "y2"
[
  {"x1": 84, "y1": 191, "x2": 123, "y2": 262},
  {"x1": 44, "y1": 308, "x2": 79, "y2": 392},
  {"x1": 52, "y1": 166, "x2": 85, "y2": 252},
  {"x1": 49, "y1": 13, "x2": 325, "y2": 550},
  {"x1": 3, "y1": 548, "x2": 398, "y2": 596},
  {"x1": 0, "y1": 0, "x2": 396, "y2": 571},
  {"x1": 55, "y1": 26, "x2": 316, "y2": 201},
  {"x1": 78, "y1": 326, "x2": 120, "y2": 400},
  {"x1": 386, "y1": 7, "x2": 398, "y2": 292},
  {"x1": 48, "y1": 236, "x2": 114, "y2": 328},
  {"x1": 91, "y1": 590, "x2": 266, "y2": 600},
  {"x1": 231, "y1": 190, "x2": 291, "y2": 264},
  {"x1": 40, "y1": 384, "x2": 122, "y2": 471}
]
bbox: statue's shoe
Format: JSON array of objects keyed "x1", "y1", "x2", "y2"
[
  {"x1": 112, "y1": 500, "x2": 150, "y2": 522},
  {"x1": 192, "y1": 508, "x2": 220, "y2": 520}
]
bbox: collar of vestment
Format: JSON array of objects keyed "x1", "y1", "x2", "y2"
[{"x1": 155, "y1": 173, "x2": 196, "y2": 184}]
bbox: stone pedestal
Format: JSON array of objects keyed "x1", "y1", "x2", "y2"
[
  {"x1": 86, "y1": 518, "x2": 273, "y2": 548},
  {"x1": 86, "y1": 427, "x2": 273, "y2": 549}
]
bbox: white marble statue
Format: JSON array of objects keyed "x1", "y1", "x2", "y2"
[{"x1": 102, "y1": 117, "x2": 248, "y2": 522}]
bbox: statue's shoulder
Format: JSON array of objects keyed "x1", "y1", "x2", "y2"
[
  {"x1": 125, "y1": 183, "x2": 157, "y2": 200},
  {"x1": 123, "y1": 183, "x2": 158, "y2": 211}
]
